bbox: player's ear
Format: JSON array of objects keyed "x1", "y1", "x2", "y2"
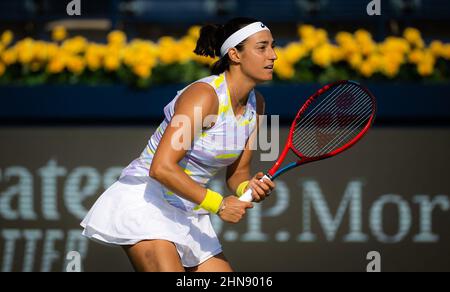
[{"x1": 228, "y1": 48, "x2": 241, "y2": 63}]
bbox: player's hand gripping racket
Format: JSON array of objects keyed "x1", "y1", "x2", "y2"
[{"x1": 239, "y1": 80, "x2": 377, "y2": 202}]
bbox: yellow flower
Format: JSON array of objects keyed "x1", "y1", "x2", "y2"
[
  {"x1": 417, "y1": 61, "x2": 434, "y2": 77},
  {"x1": 123, "y1": 40, "x2": 159, "y2": 67},
  {"x1": 180, "y1": 36, "x2": 196, "y2": 50},
  {"x1": 336, "y1": 32, "x2": 354, "y2": 46},
  {"x1": 430, "y1": 41, "x2": 444, "y2": 58},
  {"x1": 415, "y1": 39, "x2": 425, "y2": 49},
  {"x1": 123, "y1": 48, "x2": 138, "y2": 67},
  {"x1": 316, "y1": 29, "x2": 329, "y2": 45},
  {"x1": 33, "y1": 41, "x2": 49, "y2": 61},
  {"x1": 18, "y1": 46, "x2": 33, "y2": 64},
  {"x1": 403, "y1": 28, "x2": 425, "y2": 49},
  {"x1": 104, "y1": 54, "x2": 121, "y2": 71},
  {"x1": 46, "y1": 43, "x2": 59, "y2": 59},
  {"x1": 360, "y1": 61, "x2": 375, "y2": 78},
  {"x1": 143, "y1": 55, "x2": 158, "y2": 68},
  {"x1": 381, "y1": 58, "x2": 400, "y2": 78},
  {"x1": 383, "y1": 64, "x2": 400, "y2": 78},
  {"x1": 47, "y1": 58, "x2": 65, "y2": 74},
  {"x1": 85, "y1": 45, "x2": 104, "y2": 71},
  {"x1": 108, "y1": 30, "x2": 127, "y2": 46},
  {"x1": 159, "y1": 47, "x2": 177, "y2": 65},
  {"x1": 177, "y1": 39, "x2": 195, "y2": 63},
  {"x1": 0, "y1": 62, "x2": 5, "y2": 77},
  {"x1": 354, "y1": 29, "x2": 373, "y2": 44},
  {"x1": 301, "y1": 39, "x2": 316, "y2": 51},
  {"x1": 284, "y1": 42, "x2": 308, "y2": 64},
  {"x1": 67, "y1": 56, "x2": 85, "y2": 75},
  {"x1": 380, "y1": 37, "x2": 410, "y2": 55},
  {"x1": 158, "y1": 37, "x2": 178, "y2": 64},
  {"x1": 298, "y1": 25, "x2": 316, "y2": 40},
  {"x1": 331, "y1": 45, "x2": 344, "y2": 62},
  {"x1": 62, "y1": 36, "x2": 87, "y2": 54},
  {"x1": 133, "y1": 63, "x2": 152, "y2": 79},
  {"x1": 160, "y1": 52, "x2": 176, "y2": 65},
  {"x1": 159, "y1": 36, "x2": 176, "y2": 47},
  {"x1": 312, "y1": 44, "x2": 333, "y2": 68},
  {"x1": 348, "y1": 53, "x2": 362, "y2": 69},
  {"x1": 178, "y1": 51, "x2": 192, "y2": 64},
  {"x1": 86, "y1": 54, "x2": 101, "y2": 71},
  {"x1": 187, "y1": 26, "x2": 201, "y2": 40},
  {"x1": 443, "y1": 44, "x2": 450, "y2": 60},
  {"x1": 422, "y1": 50, "x2": 436, "y2": 67},
  {"x1": 367, "y1": 54, "x2": 382, "y2": 69},
  {"x1": 360, "y1": 41, "x2": 376, "y2": 56},
  {"x1": 1, "y1": 30, "x2": 14, "y2": 46},
  {"x1": 386, "y1": 52, "x2": 405, "y2": 65},
  {"x1": 1, "y1": 49, "x2": 17, "y2": 65},
  {"x1": 52, "y1": 26, "x2": 67, "y2": 42},
  {"x1": 340, "y1": 38, "x2": 359, "y2": 56},
  {"x1": 403, "y1": 28, "x2": 421, "y2": 44},
  {"x1": 273, "y1": 60, "x2": 294, "y2": 80},
  {"x1": 408, "y1": 49, "x2": 424, "y2": 64},
  {"x1": 137, "y1": 41, "x2": 159, "y2": 60}
]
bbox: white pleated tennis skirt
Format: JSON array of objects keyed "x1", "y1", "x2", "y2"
[{"x1": 80, "y1": 175, "x2": 222, "y2": 268}]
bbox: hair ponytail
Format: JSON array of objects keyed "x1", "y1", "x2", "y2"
[
  {"x1": 193, "y1": 17, "x2": 260, "y2": 75},
  {"x1": 193, "y1": 24, "x2": 224, "y2": 58}
]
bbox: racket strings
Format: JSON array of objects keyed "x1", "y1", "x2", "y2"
[
  {"x1": 292, "y1": 83, "x2": 373, "y2": 158},
  {"x1": 320, "y1": 106, "x2": 372, "y2": 154},
  {"x1": 292, "y1": 84, "x2": 358, "y2": 150},
  {"x1": 295, "y1": 93, "x2": 370, "y2": 155},
  {"x1": 294, "y1": 84, "x2": 356, "y2": 130},
  {"x1": 317, "y1": 110, "x2": 370, "y2": 155},
  {"x1": 295, "y1": 98, "x2": 371, "y2": 157},
  {"x1": 292, "y1": 85, "x2": 360, "y2": 150},
  {"x1": 295, "y1": 96, "x2": 371, "y2": 157}
]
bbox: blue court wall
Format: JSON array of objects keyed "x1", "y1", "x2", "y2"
[{"x1": 1, "y1": 83, "x2": 450, "y2": 124}]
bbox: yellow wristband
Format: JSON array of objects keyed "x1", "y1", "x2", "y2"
[
  {"x1": 236, "y1": 180, "x2": 250, "y2": 197},
  {"x1": 199, "y1": 189, "x2": 223, "y2": 214}
]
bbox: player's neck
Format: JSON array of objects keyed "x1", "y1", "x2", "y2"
[{"x1": 224, "y1": 70, "x2": 255, "y2": 107}]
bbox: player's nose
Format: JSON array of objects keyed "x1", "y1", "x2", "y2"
[{"x1": 269, "y1": 47, "x2": 278, "y2": 60}]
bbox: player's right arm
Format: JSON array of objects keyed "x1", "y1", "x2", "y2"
[{"x1": 149, "y1": 82, "x2": 253, "y2": 223}]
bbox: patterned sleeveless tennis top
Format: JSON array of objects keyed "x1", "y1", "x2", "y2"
[{"x1": 120, "y1": 73, "x2": 258, "y2": 214}]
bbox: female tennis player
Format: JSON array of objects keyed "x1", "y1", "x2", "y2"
[{"x1": 81, "y1": 17, "x2": 277, "y2": 272}]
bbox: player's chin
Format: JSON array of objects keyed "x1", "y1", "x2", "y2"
[{"x1": 257, "y1": 70, "x2": 274, "y2": 82}]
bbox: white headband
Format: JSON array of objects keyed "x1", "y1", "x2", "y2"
[{"x1": 220, "y1": 22, "x2": 270, "y2": 57}]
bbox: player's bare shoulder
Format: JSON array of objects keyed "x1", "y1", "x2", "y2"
[{"x1": 174, "y1": 82, "x2": 219, "y2": 117}]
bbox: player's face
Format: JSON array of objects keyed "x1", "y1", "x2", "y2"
[{"x1": 239, "y1": 30, "x2": 277, "y2": 83}]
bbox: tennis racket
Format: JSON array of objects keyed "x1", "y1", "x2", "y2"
[{"x1": 239, "y1": 80, "x2": 377, "y2": 202}]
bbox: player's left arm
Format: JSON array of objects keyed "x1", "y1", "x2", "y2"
[{"x1": 226, "y1": 90, "x2": 275, "y2": 202}]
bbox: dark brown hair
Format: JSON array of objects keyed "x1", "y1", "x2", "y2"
[{"x1": 194, "y1": 17, "x2": 259, "y2": 75}]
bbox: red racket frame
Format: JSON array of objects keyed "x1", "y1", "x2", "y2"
[{"x1": 267, "y1": 80, "x2": 377, "y2": 179}]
